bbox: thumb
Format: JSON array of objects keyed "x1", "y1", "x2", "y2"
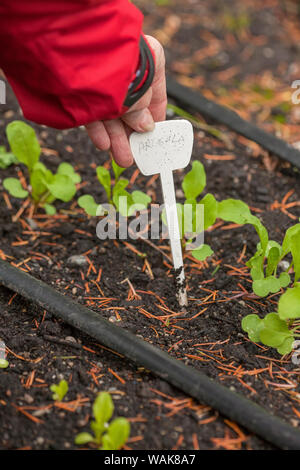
[{"x1": 121, "y1": 107, "x2": 155, "y2": 133}]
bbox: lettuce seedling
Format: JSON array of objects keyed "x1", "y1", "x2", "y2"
[
  {"x1": 50, "y1": 379, "x2": 69, "y2": 401},
  {"x1": 216, "y1": 198, "x2": 293, "y2": 297},
  {"x1": 78, "y1": 159, "x2": 151, "y2": 217},
  {"x1": 244, "y1": 222, "x2": 300, "y2": 297},
  {"x1": 75, "y1": 391, "x2": 130, "y2": 450},
  {"x1": 3, "y1": 121, "x2": 81, "y2": 214},
  {"x1": 242, "y1": 313, "x2": 295, "y2": 355}
]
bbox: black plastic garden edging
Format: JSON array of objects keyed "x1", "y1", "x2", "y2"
[
  {"x1": 166, "y1": 75, "x2": 300, "y2": 169},
  {"x1": 0, "y1": 259, "x2": 300, "y2": 450}
]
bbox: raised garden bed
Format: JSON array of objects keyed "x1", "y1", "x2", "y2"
[{"x1": 1, "y1": 0, "x2": 300, "y2": 451}]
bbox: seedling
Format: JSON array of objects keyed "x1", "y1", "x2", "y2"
[
  {"x1": 50, "y1": 379, "x2": 69, "y2": 401},
  {"x1": 78, "y1": 159, "x2": 151, "y2": 217},
  {"x1": 3, "y1": 121, "x2": 81, "y2": 214},
  {"x1": 242, "y1": 285, "x2": 300, "y2": 355},
  {"x1": 216, "y1": 198, "x2": 295, "y2": 297},
  {"x1": 75, "y1": 391, "x2": 130, "y2": 450},
  {"x1": 243, "y1": 221, "x2": 300, "y2": 297}
]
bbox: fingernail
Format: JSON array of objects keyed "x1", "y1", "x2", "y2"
[{"x1": 140, "y1": 113, "x2": 155, "y2": 132}]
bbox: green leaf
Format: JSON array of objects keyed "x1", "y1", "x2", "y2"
[
  {"x1": 114, "y1": 191, "x2": 134, "y2": 216},
  {"x1": 3, "y1": 177, "x2": 28, "y2": 198},
  {"x1": 101, "y1": 434, "x2": 114, "y2": 450},
  {"x1": 279, "y1": 272, "x2": 291, "y2": 289},
  {"x1": 47, "y1": 174, "x2": 76, "y2": 202},
  {"x1": 113, "y1": 178, "x2": 129, "y2": 194},
  {"x1": 50, "y1": 379, "x2": 68, "y2": 401},
  {"x1": 90, "y1": 420, "x2": 105, "y2": 443},
  {"x1": 199, "y1": 193, "x2": 217, "y2": 230},
  {"x1": 182, "y1": 199, "x2": 197, "y2": 233},
  {"x1": 217, "y1": 198, "x2": 251, "y2": 225},
  {"x1": 74, "y1": 432, "x2": 94, "y2": 446},
  {"x1": 32, "y1": 161, "x2": 48, "y2": 173},
  {"x1": 191, "y1": 244, "x2": 213, "y2": 261},
  {"x1": 259, "y1": 313, "x2": 292, "y2": 348},
  {"x1": 182, "y1": 161, "x2": 206, "y2": 200},
  {"x1": 247, "y1": 250, "x2": 264, "y2": 281},
  {"x1": 253, "y1": 276, "x2": 281, "y2": 297},
  {"x1": 78, "y1": 195, "x2": 99, "y2": 216},
  {"x1": 57, "y1": 162, "x2": 81, "y2": 184},
  {"x1": 128, "y1": 191, "x2": 151, "y2": 217},
  {"x1": 278, "y1": 286, "x2": 300, "y2": 320},
  {"x1": 112, "y1": 160, "x2": 126, "y2": 181},
  {"x1": 277, "y1": 336, "x2": 294, "y2": 355},
  {"x1": 264, "y1": 240, "x2": 282, "y2": 257},
  {"x1": 30, "y1": 169, "x2": 49, "y2": 201},
  {"x1": 6, "y1": 120, "x2": 40, "y2": 171},
  {"x1": 0, "y1": 359, "x2": 9, "y2": 369},
  {"x1": 217, "y1": 199, "x2": 268, "y2": 252},
  {"x1": 112, "y1": 180, "x2": 133, "y2": 217},
  {"x1": 44, "y1": 203, "x2": 56, "y2": 215},
  {"x1": 96, "y1": 166, "x2": 111, "y2": 201},
  {"x1": 251, "y1": 217, "x2": 269, "y2": 253},
  {"x1": 102, "y1": 418, "x2": 130, "y2": 450},
  {"x1": 266, "y1": 246, "x2": 281, "y2": 277},
  {"x1": 93, "y1": 392, "x2": 114, "y2": 425},
  {"x1": 241, "y1": 314, "x2": 263, "y2": 343},
  {"x1": 131, "y1": 191, "x2": 151, "y2": 208}
]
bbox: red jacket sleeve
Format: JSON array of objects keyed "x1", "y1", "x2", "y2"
[{"x1": 0, "y1": 0, "x2": 144, "y2": 129}]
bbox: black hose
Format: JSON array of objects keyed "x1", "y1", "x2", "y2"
[
  {"x1": 167, "y1": 75, "x2": 300, "y2": 169},
  {"x1": 0, "y1": 259, "x2": 300, "y2": 449}
]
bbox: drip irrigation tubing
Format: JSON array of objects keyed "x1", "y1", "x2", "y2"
[
  {"x1": 166, "y1": 75, "x2": 300, "y2": 169},
  {"x1": 1, "y1": 259, "x2": 300, "y2": 450}
]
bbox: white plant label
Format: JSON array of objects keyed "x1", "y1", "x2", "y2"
[{"x1": 130, "y1": 120, "x2": 194, "y2": 306}]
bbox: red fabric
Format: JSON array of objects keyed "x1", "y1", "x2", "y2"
[{"x1": 0, "y1": 0, "x2": 144, "y2": 128}]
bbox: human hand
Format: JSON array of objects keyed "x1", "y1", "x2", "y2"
[{"x1": 85, "y1": 35, "x2": 167, "y2": 167}]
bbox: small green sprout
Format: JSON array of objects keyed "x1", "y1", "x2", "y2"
[
  {"x1": 0, "y1": 359, "x2": 9, "y2": 369},
  {"x1": 75, "y1": 391, "x2": 130, "y2": 450},
  {"x1": 3, "y1": 121, "x2": 81, "y2": 214},
  {"x1": 78, "y1": 159, "x2": 151, "y2": 217},
  {"x1": 50, "y1": 379, "x2": 69, "y2": 401}
]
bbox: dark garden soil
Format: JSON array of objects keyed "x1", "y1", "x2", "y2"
[{"x1": 1, "y1": 0, "x2": 300, "y2": 451}]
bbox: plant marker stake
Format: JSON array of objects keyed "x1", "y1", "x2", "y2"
[{"x1": 130, "y1": 120, "x2": 194, "y2": 307}]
